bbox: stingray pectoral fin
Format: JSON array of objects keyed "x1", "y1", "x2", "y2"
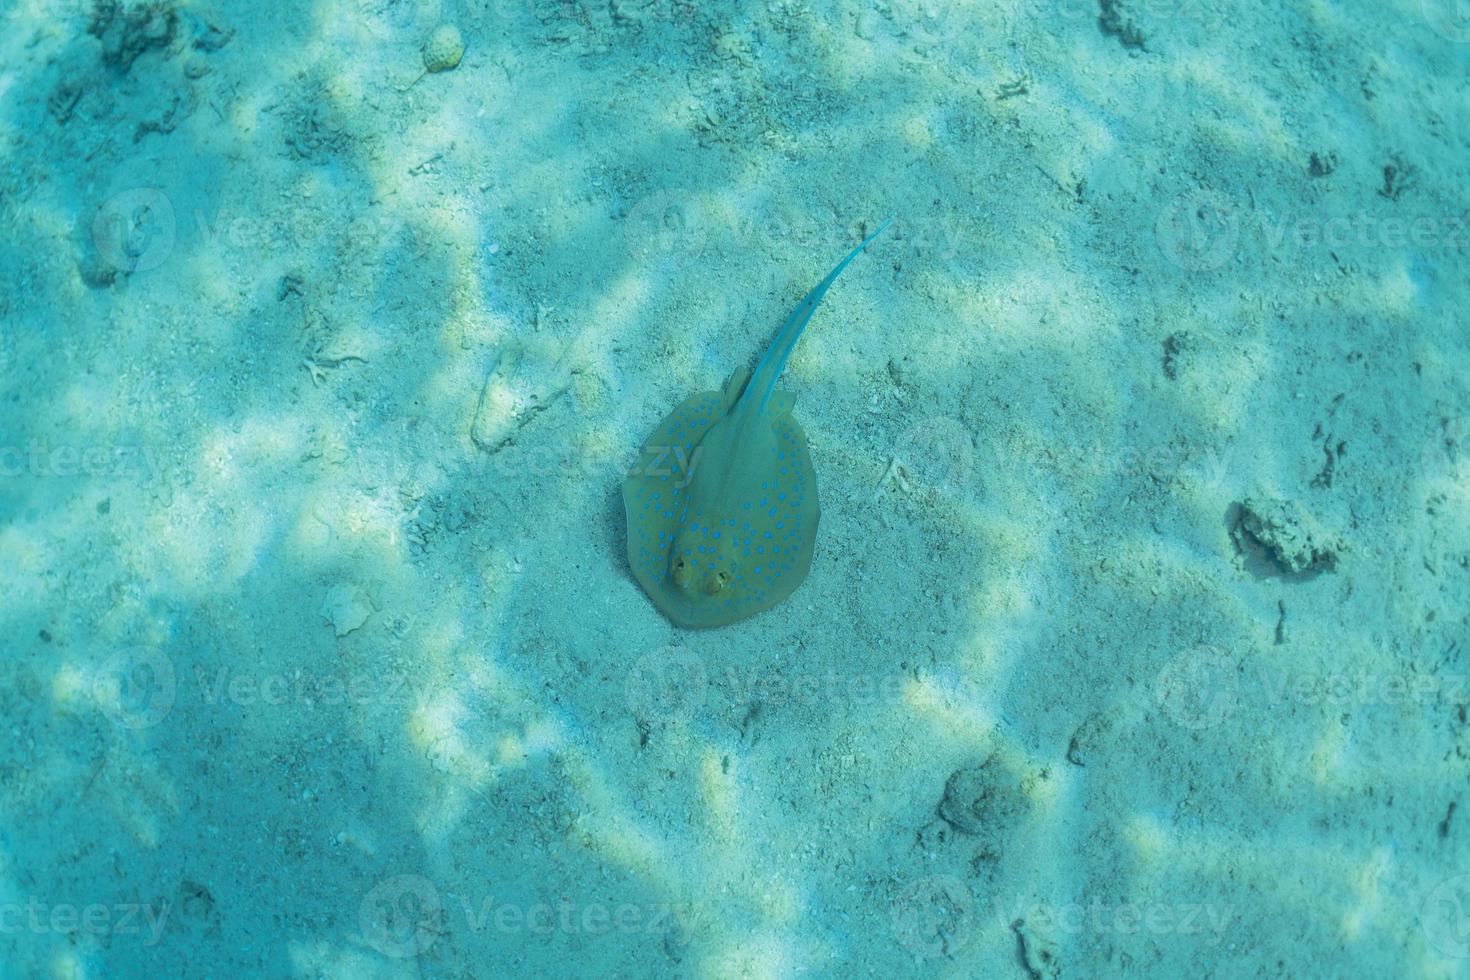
[
  {"x1": 623, "y1": 390, "x2": 725, "y2": 609},
  {"x1": 764, "y1": 389, "x2": 795, "y2": 419}
]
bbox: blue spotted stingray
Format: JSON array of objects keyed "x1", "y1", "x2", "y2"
[{"x1": 624, "y1": 220, "x2": 890, "y2": 628}]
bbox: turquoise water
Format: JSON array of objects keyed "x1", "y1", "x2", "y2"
[{"x1": 1, "y1": 0, "x2": 1467, "y2": 976}]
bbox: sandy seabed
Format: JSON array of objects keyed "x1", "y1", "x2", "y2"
[{"x1": 0, "y1": 0, "x2": 1467, "y2": 976}]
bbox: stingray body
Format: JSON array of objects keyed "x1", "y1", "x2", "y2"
[{"x1": 623, "y1": 220, "x2": 890, "y2": 628}]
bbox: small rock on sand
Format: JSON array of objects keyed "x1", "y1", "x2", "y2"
[
  {"x1": 423, "y1": 25, "x2": 465, "y2": 73},
  {"x1": 1231, "y1": 496, "x2": 1342, "y2": 575},
  {"x1": 937, "y1": 751, "x2": 1030, "y2": 838},
  {"x1": 321, "y1": 583, "x2": 372, "y2": 637}
]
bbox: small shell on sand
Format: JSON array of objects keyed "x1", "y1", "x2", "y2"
[
  {"x1": 321, "y1": 583, "x2": 372, "y2": 637},
  {"x1": 423, "y1": 25, "x2": 465, "y2": 73}
]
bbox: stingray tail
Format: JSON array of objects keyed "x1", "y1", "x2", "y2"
[{"x1": 740, "y1": 218, "x2": 892, "y2": 417}]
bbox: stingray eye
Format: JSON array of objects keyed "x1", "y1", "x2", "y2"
[
  {"x1": 672, "y1": 555, "x2": 694, "y2": 590},
  {"x1": 705, "y1": 569, "x2": 730, "y2": 595}
]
